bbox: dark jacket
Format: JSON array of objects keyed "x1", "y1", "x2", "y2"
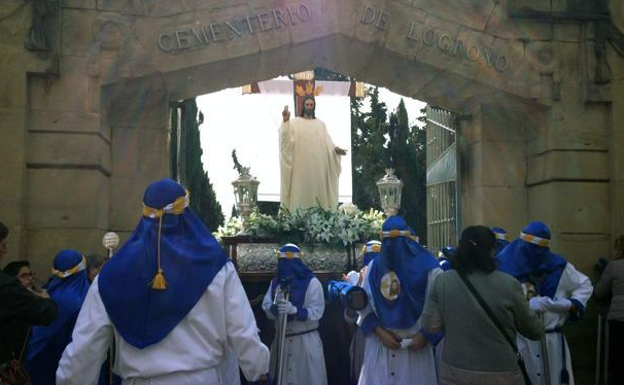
[
  {"x1": 0, "y1": 271, "x2": 57, "y2": 364},
  {"x1": 595, "y1": 259, "x2": 624, "y2": 321}
]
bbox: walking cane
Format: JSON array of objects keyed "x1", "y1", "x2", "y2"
[
  {"x1": 603, "y1": 320, "x2": 610, "y2": 385},
  {"x1": 595, "y1": 313, "x2": 603, "y2": 385},
  {"x1": 539, "y1": 313, "x2": 552, "y2": 385},
  {"x1": 271, "y1": 277, "x2": 292, "y2": 385},
  {"x1": 102, "y1": 232, "x2": 120, "y2": 385},
  {"x1": 103, "y1": 232, "x2": 120, "y2": 259}
]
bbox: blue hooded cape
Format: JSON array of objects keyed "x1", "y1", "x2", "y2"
[
  {"x1": 492, "y1": 227, "x2": 511, "y2": 257},
  {"x1": 497, "y1": 221, "x2": 567, "y2": 299},
  {"x1": 438, "y1": 246, "x2": 455, "y2": 271},
  {"x1": 271, "y1": 245, "x2": 314, "y2": 309},
  {"x1": 362, "y1": 240, "x2": 381, "y2": 268},
  {"x1": 26, "y1": 250, "x2": 90, "y2": 385},
  {"x1": 369, "y1": 216, "x2": 439, "y2": 329},
  {"x1": 98, "y1": 179, "x2": 228, "y2": 349}
]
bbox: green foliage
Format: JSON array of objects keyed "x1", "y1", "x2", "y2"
[
  {"x1": 350, "y1": 87, "x2": 388, "y2": 212},
  {"x1": 314, "y1": 68, "x2": 352, "y2": 81},
  {"x1": 214, "y1": 207, "x2": 384, "y2": 249},
  {"x1": 170, "y1": 99, "x2": 224, "y2": 231},
  {"x1": 351, "y1": 88, "x2": 428, "y2": 242},
  {"x1": 231, "y1": 149, "x2": 244, "y2": 175},
  {"x1": 389, "y1": 99, "x2": 427, "y2": 239}
]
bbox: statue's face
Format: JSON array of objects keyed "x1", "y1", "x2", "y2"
[{"x1": 303, "y1": 98, "x2": 315, "y2": 116}]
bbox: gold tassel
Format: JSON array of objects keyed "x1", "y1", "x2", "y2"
[
  {"x1": 151, "y1": 213, "x2": 168, "y2": 290},
  {"x1": 142, "y1": 191, "x2": 190, "y2": 291},
  {"x1": 151, "y1": 268, "x2": 167, "y2": 290}
]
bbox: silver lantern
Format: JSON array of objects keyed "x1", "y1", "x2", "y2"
[
  {"x1": 232, "y1": 167, "x2": 260, "y2": 229},
  {"x1": 376, "y1": 168, "x2": 403, "y2": 216}
]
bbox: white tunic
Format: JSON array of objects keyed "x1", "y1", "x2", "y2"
[
  {"x1": 56, "y1": 263, "x2": 269, "y2": 385},
  {"x1": 518, "y1": 263, "x2": 593, "y2": 385},
  {"x1": 357, "y1": 265, "x2": 442, "y2": 385},
  {"x1": 279, "y1": 117, "x2": 342, "y2": 211},
  {"x1": 216, "y1": 343, "x2": 241, "y2": 385},
  {"x1": 262, "y1": 277, "x2": 327, "y2": 385}
]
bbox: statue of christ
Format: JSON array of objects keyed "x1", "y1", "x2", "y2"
[{"x1": 279, "y1": 95, "x2": 347, "y2": 212}]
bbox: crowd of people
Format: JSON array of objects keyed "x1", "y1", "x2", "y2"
[{"x1": 0, "y1": 178, "x2": 622, "y2": 385}]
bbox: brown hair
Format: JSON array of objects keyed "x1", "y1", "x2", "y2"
[{"x1": 452, "y1": 225, "x2": 497, "y2": 274}]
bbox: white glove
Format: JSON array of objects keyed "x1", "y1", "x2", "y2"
[
  {"x1": 400, "y1": 338, "x2": 412, "y2": 350},
  {"x1": 278, "y1": 299, "x2": 297, "y2": 315},
  {"x1": 346, "y1": 271, "x2": 360, "y2": 286},
  {"x1": 548, "y1": 298, "x2": 572, "y2": 312},
  {"x1": 529, "y1": 296, "x2": 552, "y2": 312}
]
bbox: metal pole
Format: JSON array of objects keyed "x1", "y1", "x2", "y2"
[
  {"x1": 595, "y1": 313, "x2": 603, "y2": 385},
  {"x1": 271, "y1": 277, "x2": 292, "y2": 385},
  {"x1": 276, "y1": 290, "x2": 290, "y2": 385},
  {"x1": 603, "y1": 320, "x2": 610, "y2": 385},
  {"x1": 539, "y1": 313, "x2": 552, "y2": 385}
]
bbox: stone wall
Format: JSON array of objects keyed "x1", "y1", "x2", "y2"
[
  {"x1": 0, "y1": 0, "x2": 621, "y2": 292},
  {"x1": 2, "y1": 0, "x2": 623, "y2": 381}
]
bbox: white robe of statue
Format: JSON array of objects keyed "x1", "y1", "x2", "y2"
[{"x1": 279, "y1": 117, "x2": 342, "y2": 211}]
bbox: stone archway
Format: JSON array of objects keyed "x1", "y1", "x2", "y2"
[
  {"x1": 2, "y1": 0, "x2": 624, "y2": 381},
  {"x1": 1, "y1": 0, "x2": 623, "y2": 281}
]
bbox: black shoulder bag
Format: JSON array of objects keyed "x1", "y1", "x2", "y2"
[
  {"x1": 457, "y1": 273, "x2": 533, "y2": 385},
  {"x1": 0, "y1": 328, "x2": 32, "y2": 385}
]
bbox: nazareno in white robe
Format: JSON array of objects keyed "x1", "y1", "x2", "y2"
[
  {"x1": 279, "y1": 117, "x2": 342, "y2": 212},
  {"x1": 357, "y1": 264, "x2": 443, "y2": 385},
  {"x1": 56, "y1": 263, "x2": 269, "y2": 385},
  {"x1": 518, "y1": 262, "x2": 593, "y2": 385},
  {"x1": 262, "y1": 277, "x2": 328, "y2": 385}
]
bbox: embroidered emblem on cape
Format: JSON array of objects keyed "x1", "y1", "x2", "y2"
[{"x1": 380, "y1": 271, "x2": 401, "y2": 301}]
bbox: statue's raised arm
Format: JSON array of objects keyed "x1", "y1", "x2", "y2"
[{"x1": 282, "y1": 105, "x2": 290, "y2": 123}]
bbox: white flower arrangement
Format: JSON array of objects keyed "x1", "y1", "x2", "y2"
[{"x1": 214, "y1": 206, "x2": 384, "y2": 248}]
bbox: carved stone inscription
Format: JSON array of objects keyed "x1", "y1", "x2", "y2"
[
  {"x1": 360, "y1": 5, "x2": 510, "y2": 73},
  {"x1": 157, "y1": 3, "x2": 312, "y2": 53}
]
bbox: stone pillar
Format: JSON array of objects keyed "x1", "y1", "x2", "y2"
[
  {"x1": 608, "y1": 0, "x2": 624, "y2": 252},
  {"x1": 24, "y1": 56, "x2": 111, "y2": 274},
  {"x1": 107, "y1": 78, "x2": 171, "y2": 242},
  {"x1": 457, "y1": 102, "x2": 530, "y2": 236},
  {"x1": 0, "y1": 69, "x2": 28, "y2": 262},
  {"x1": 525, "y1": 93, "x2": 610, "y2": 273}
]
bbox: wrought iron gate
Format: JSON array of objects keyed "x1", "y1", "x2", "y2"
[{"x1": 425, "y1": 106, "x2": 459, "y2": 251}]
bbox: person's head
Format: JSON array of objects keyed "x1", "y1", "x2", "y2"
[
  {"x1": 276, "y1": 243, "x2": 310, "y2": 278},
  {"x1": 52, "y1": 250, "x2": 85, "y2": 275},
  {"x1": 516, "y1": 221, "x2": 552, "y2": 268},
  {"x1": 86, "y1": 254, "x2": 107, "y2": 283},
  {"x1": 46, "y1": 249, "x2": 89, "y2": 294},
  {"x1": 3, "y1": 260, "x2": 34, "y2": 288},
  {"x1": 491, "y1": 226, "x2": 510, "y2": 256},
  {"x1": 0, "y1": 221, "x2": 8, "y2": 264},
  {"x1": 300, "y1": 95, "x2": 316, "y2": 118},
  {"x1": 380, "y1": 216, "x2": 412, "y2": 270},
  {"x1": 361, "y1": 240, "x2": 381, "y2": 268},
  {"x1": 452, "y1": 226, "x2": 497, "y2": 274},
  {"x1": 438, "y1": 246, "x2": 456, "y2": 260}
]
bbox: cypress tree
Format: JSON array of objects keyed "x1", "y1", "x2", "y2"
[{"x1": 170, "y1": 98, "x2": 224, "y2": 231}]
